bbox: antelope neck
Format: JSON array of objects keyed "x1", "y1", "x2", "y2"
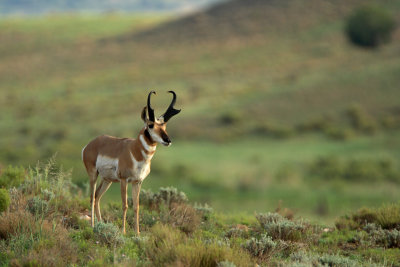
[{"x1": 130, "y1": 128, "x2": 156, "y2": 161}]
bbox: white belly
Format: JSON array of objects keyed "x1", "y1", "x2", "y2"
[{"x1": 96, "y1": 155, "x2": 119, "y2": 181}]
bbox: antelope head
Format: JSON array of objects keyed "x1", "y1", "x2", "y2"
[{"x1": 141, "y1": 91, "x2": 181, "y2": 146}]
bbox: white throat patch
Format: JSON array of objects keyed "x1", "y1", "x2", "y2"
[{"x1": 140, "y1": 134, "x2": 156, "y2": 152}]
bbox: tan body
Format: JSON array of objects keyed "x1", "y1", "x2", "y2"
[
  {"x1": 82, "y1": 91, "x2": 180, "y2": 235},
  {"x1": 82, "y1": 129, "x2": 156, "y2": 234}
]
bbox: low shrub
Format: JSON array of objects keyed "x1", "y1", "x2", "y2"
[
  {"x1": 139, "y1": 187, "x2": 188, "y2": 210},
  {"x1": 264, "y1": 220, "x2": 307, "y2": 242},
  {"x1": 256, "y1": 212, "x2": 284, "y2": 225},
  {"x1": 369, "y1": 228, "x2": 400, "y2": 248},
  {"x1": 217, "y1": 260, "x2": 236, "y2": 267},
  {"x1": 62, "y1": 212, "x2": 90, "y2": 229},
  {"x1": 0, "y1": 188, "x2": 10, "y2": 212},
  {"x1": 255, "y1": 213, "x2": 309, "y2": 242},
  {"x1": 138, "y1": 188, "x2": 155, "y2": 207},
  {"x1": 163, "y1": 203, "x2": 201, "y2": 234},
  {"x1": 194, "y1": 203, "x2": 214, "y2": 221},
  {"x1": 20, "y1": 156, "x2": 74, "y2": 199},
  {"x1": 8, "y1": 187, "x2": 23, "y2": 212},
  {"x1": 318, "y1": 253, "x2": 358, "y2": 267},
  {"x1": 41, "y1": 188, "x2": 55, "y2": 201},
  {"x1": 146, "y1": 224, "x2": 253, "y2": 267},
  {"x1": 175, "y1": 241, "x2": 253, "y2": 267},
  {"x1": 0, "y1": 210, "x2": 35, "y2": 239},
  {"x1": 145, "y1": 224, "x2": 186, "y2": 265},
  {"x1": 225, "y1": 225, "x2": 249, "y2": 239},
  {"x1": 156, "y1": 187, "x2": 188, "y2": 208},
  {"x1": 93, "y1": 222, "x2": 124, "y2": 247},
  {"x1": 336, "y1": 203, "x2": 400, "y2": 230},
  {"x1": 0, "y1": 166, "x2": 25, "y2": 189},
  {"x1": 291, "y1": 251, "x2": 359, "y2": 267},
  {"x1": 346, "y1": 4, "x2": 395, "y2": 48},
  {"x1": 242, "y1": 234, "x2": 277, "y2": 260},
  {"x1": 8, "y1": 232, "x2": 34, "y2": 255},
  {"x1": 26, "y1": 196, "x2": 49, "y2": 218},
  {"x1": 138, "y1": 209, "x2": 159, "y2": 230}
]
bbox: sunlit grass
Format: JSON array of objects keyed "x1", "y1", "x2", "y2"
[{"x1": 0, "y1": 9, "x2": 399, "y2": 225}]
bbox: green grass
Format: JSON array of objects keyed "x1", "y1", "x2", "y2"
[
  {"x1": 0, "y1": 3, "x2": 400, "y2": 226},
  {"x1": 1, "y1": 165, "x2": 399, "y2": 266},
  {"x1": 94, "y1": 134, "x2": 400, "y2": 224}
]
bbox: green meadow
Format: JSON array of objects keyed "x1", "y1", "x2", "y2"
[
  {"x1": 0, "y1": 1, "x2": 399, "y2": 224},
  {"x1": 1, "y1": 0, "x2": 400, "y2": 265}
]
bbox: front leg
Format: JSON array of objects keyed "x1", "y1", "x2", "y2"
[
  {"x1": 132, "y1": 181, "x2": 142, "y2": 235},
  {"x1": 120, "y1": 180, "x2": 128, "y2": 234}
]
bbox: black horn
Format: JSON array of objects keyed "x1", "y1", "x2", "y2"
[
  {"x1": 147, "y1": 91, "x2": 156, "y2": 122},
  {"x1": 162, "y1": 91, "x2": 181, "y2": 122}
]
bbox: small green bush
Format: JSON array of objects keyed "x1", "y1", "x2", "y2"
[
  {"x1": 194, "y1": 203, "x2": 213, "y2": 221},
  {"x1": 139, "y1": 187, "x2": 188, "y2": 210},
  {"x1": 225, "y1": 227, "x2": 249, "y2": 239},
  {"x1": 156, "y1": 187, "x2": 188, "y2": 207},
  {"x1": 256, "y1": 212, "x2": 285, "y2": 225},
  {"x1": 93, "y1": 222, "x2": 124, "y2": 247},
  {"x1": 21, "y1": 156, "x2": 73, "y2": 199},
  {"x1": 0, "y1": 166, "x2": 25, "y2": 189},
  {"x1": 255, "y1": 213, "x2": 308, "y2": 241},
  {"x1": 242, "y1": 234, "x2": 277, "y2": 259},
  {"x1": 336, "y1": 203, "x2": 400, "y2": 230},
  {"x1": 0, "y1": 189, "x2": 10, "y2": 212},
  {"x1": 163, "y1": 203, "x2": 201, "y2": 234},
  {"x1": 8, "y1": 233, "x2": 34, "y2": 255},
  {"x1": 346, "y1": 5, "x2": 396, "y2": 48},
  {"x1": 370, "y1": 229, "x2": 400, "y2": 248},
  {"x1": 318, "y1": 253, "x2": 358, "y2": 267},
  {"x1": 217, "y1": 260, "x2": 237, "y2": 267},
  {"x1": 138, "y1": 188, "x2": 155, "y2": 207},
  {"x1": 26, "y1": 196, "x2": 48, "y2": 217}
]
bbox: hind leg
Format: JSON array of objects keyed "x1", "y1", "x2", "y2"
[
  {"x1": 94, "y1": 179, "x2": 112, "y2": 222},
  {"x1": 88, "y1": 170, "x2": 98, "y2": 227}
]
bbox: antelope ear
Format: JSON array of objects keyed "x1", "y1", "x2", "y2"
[{"x1": 141, "y1": 106, "x2": 147, "y2": 122}]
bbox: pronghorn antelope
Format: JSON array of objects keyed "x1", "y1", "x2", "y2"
[{"x1": 82, "y1": 91, "x2": 181, "y2": 234}]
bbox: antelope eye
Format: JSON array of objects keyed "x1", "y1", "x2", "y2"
[{"x1": 149, "y1": 124, "x2": 154, "y2": 129}]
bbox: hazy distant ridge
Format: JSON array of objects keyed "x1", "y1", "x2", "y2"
[{"x1": 0, "y1": 0, "x2": 219, "y2": 14}]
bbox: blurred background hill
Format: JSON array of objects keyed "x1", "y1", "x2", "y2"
[
  {"x1": 0, "y1": 0, "x2": 219, "y2": 14},
  {"x1": 0, "y1": 0, "x2": 399, "y2": 223}
]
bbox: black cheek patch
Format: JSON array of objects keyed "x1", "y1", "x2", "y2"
[{"x1": 144, "y1": 129, "x2": 152, "y2": 139}]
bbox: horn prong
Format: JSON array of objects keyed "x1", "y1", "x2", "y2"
[{"x1": 162, "y1": 90, "x2": 181, "y2": 122}]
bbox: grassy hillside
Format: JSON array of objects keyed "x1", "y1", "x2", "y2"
[
  {"x1": 0, "y1": 0, "x2": 400, "y2": 223},
  {"x1": 0, "y1": 166, "x2": 399, "y2": 266}
]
